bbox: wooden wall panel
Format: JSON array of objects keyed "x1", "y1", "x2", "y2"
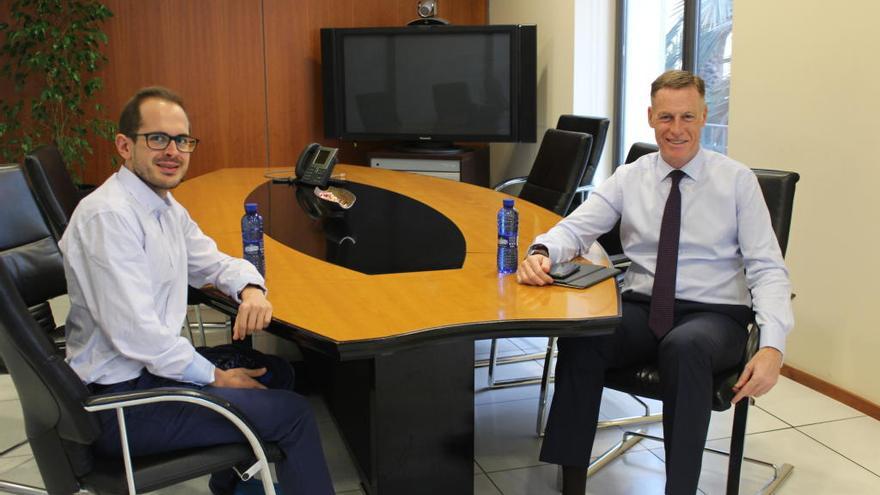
[
  {"x1": 3, "y1": 1, "x2": 486, "y2": 184},
  {"x1": 88, "y1": 0, "x2": 268, "y2": 184}
]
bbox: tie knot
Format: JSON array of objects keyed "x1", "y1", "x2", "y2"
[{"x1": 668, "y1": 170, "x2": 685, "y2": 186}]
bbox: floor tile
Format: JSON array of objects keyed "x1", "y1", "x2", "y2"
[
  {"x1": 799, "y1": 416, "x2": 880, "y2": 476},
  {"x1": 475, "y1": 473, "x2": 503, "y2": 494},
  {"x1": 316, "y1": 415, "x2": 362, "y2": 493},
  {"x1": 486, "y1": 450, "x2": 668, "y2": 495},
  {"x1": 475, "y1": 398, "x2": 628, "y2": 473},
  {"x1": 0, "y1": 401, "x2": 25, "y2": 455},
  {"x1": 474, "y1": 360, "x2": 546, "y2": 406},
  {"x1": 512, "y1": 336, "x2": 552, "y2": 356},
  {"x1": 755, "y1": 376, "x2": 864, "y2": 426},
  {"x1": 0, "y1": 457, "x2": 43, "y2": 489},
  {"x1": 48, "y1": 294, "x2": 70, "y2": 327},
  {"x1": 636, "y1": 401, "x2": 791, "y2": 443},
  {"x1": 475, "y1": 338, "x2": 527, "y2": 361},
  {"x1": 699, "y1": 428, "x2": 880, "y2": 494},
  {"x1": 0, "y1": 375, "x2": 18, "y2": 402}
]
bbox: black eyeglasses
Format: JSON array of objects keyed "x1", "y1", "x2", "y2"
[{"x1": 133, "y1": 132, "x2": 200, "y2": 153}]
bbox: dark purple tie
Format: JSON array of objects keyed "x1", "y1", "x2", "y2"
[{"x1": 648, "y1": 170, "x2": 686, "y2": 338}]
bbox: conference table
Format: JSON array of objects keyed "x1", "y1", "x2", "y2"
[{"x1": 174, "y1": 164, "x2": 620, "y2": 495}]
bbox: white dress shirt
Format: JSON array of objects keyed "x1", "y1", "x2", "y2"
[
  {"x1": 60, "y1": 166, "x2": 265, "y2": 386},
  {"x1": 534, "y1": 149, "x2": 794, "y2": 353}
]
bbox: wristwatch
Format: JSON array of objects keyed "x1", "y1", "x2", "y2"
[{"x1": 526, "y1": 244, "x2": 549, "y2": 258}]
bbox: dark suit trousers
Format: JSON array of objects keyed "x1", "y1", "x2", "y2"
[
  {"x1": 90, "y1": 353, "x2": 334, "y2": 495},
  {"x1": 539, "y1": 292, "x2": 751, "y2": 494}
]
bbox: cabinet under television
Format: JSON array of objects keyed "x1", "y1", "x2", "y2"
[{"x1": 367, "y1": 147, "x2": 490, "y2": 187}]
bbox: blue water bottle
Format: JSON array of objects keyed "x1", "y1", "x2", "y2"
[
  {"x1": 241, "y1": 203, "x2": 265, "y2": 276},
  {"x1": 497, "y1": 198, "x2": 519, "y2": 274}
]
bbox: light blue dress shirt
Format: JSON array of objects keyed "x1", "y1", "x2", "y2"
[
  {"x1": 60, "y1": 166, "x2": 265, "y2": 386},
  {"x1": 534, "y1": 149, "x2": 794, "y2": 353}
]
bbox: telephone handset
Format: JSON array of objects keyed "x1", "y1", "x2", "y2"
[{"x1": 295, "y1": 142, "x2": 339, "y2": 188}]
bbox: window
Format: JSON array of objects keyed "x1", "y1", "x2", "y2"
[{"x1": 613, "y1": 0, "x2": 733, "y2": 165}]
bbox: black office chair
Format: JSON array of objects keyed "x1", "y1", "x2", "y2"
[
  {"x1": 23, "y1": 144, "x2": 87, "y2": 240},
  {"x1": 493, "y1": 128, "x2": 594, "y2": 216},
  {"x1": 23, "y1": 145, "x2": 221, "y2": 346},
  {"x1": 0, "y1": 164, "x2": 67, "y2": 355},
  {"x1": 481, "y1": 129, "x2": 593, "y2": 387},
  {"x1": 543, "y1": 167, "x2": 800, "y2": 494},
  {"x1": 0, "y1": 258, "x2": 283, "y2": 494},
  {"x1": 555, "y1": 115, "x2": 610, "y2": 214}
]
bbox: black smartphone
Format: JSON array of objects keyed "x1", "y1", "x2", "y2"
[{"x1": 549, "y1": 261, "x2": 580, "y2": 279}]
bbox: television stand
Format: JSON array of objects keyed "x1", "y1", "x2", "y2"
[
  {"x1": 367, "y1": 146, "x2": 489, "y2": 187},
  {"x1": 391, "y1": 140, "x2": 463, "y2": 155}
]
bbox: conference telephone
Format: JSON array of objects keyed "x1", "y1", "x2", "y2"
[{"x1": 295, "y1": 142, "x2": 339, "y2": 187}]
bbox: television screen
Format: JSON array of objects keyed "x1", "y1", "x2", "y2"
[{"x1": 322, "y1": 25, "x2": 536, "y2": 146}]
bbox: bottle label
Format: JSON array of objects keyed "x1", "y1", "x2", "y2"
[
  {"x1": 244, "y1": 244, "x2": 260, "y2": 254},
  {"x1": 497, "y1": 235, "x2": 518, "y2": 247}
]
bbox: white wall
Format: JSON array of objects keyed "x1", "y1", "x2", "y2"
[
  {"x1": 488, "y1": 0, "x2": 615, "y2": 185},
  {"x1": 729, "y1": 1, "x2": 880, "y2": 404}
]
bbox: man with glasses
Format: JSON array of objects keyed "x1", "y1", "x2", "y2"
[{"x1": 59, "y1": 87, "x2": 334, "y2": 494}]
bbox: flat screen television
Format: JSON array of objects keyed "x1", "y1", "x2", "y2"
[{"x1": 321, "y1": 25, "x2": 536, "y2": 150}]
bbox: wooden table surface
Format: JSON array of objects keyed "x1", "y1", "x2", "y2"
[{"x1": 174, "y1": 165, "x2": 620, "y2": 355}]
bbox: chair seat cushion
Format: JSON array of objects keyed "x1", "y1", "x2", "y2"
[
  {"x1": 82, "y1": 443, "x2": 283, "y2": 494},
  {"x1": 605, "y1": 365, "x2": 739, "y2": 412}
]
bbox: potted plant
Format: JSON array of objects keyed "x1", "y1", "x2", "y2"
[{"x1": 0, "y1": 0, "x2": 114, "y2": 183}]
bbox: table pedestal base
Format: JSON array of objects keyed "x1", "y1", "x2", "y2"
[{"x1": 311, "y1": 340, "x2": 475, "y2": 494}]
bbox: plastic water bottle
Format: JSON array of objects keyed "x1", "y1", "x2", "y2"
[
  {"x1": 497, "y1": 198, "x2": 519, "y2": 274},
  {"x1": 241, "y1": 203, "x2": 265, "y2": 276}
]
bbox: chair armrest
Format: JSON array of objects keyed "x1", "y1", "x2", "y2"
[
  {"x1": 84, "y1": 386, "x2": 274, "y2": 486},
  {"x1": 574, "y1": 184, "x2": 595, "y2": 195},
  {"x1": 493, "y1": 176, "x2": 528, "y2": 193}
]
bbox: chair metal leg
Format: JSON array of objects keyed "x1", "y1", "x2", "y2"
[
  {"x1": 0, "y1": 481, "x2": 51, "y2": 494},
  {"x1": 726, "y1": 397, "x2": 750, "y2": 495},
  {"x1": 487, "y1": 339, "x2": 499, "y2": 387},
  {"x1": 193, "y1": 304, "x2": 208, "y2": 347},
  {"x1": 587, "y1": 421, "x2": 794, "y2": 494},
  {"x1": 536, "y1": 337, "x2": 557, "y2": 436},
  {"x1": 482, "y1": 337, "x2": 558, "y2": 389},
  {"x1": 183, "y1": 315, "x2": 195, "y2": 342},
  {"x1": 596, "y1": 394, "x2": 663, "y2": 429}
]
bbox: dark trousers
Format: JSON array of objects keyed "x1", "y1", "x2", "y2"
[
  {"x1": 539, "y1": 292, "x2": 751, "y2": 494},
  {"x1": 90, "y1": 353, "x2": 334, "y2": 495}
]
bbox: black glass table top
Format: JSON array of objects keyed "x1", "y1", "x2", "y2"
[{"x1": 245, "y1": 180, "x2": 466, "y2": 275}]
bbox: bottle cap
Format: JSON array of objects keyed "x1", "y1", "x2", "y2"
[
  {"x1": 244, "y1": 203, "x2": 258, "y2": 214},
  {"x1": 503, "y1": 198, "x2": 515, "y2": 208}
]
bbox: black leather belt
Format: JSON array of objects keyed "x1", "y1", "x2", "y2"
[{"x1": 87, "y1": 376, "x2": 139, "y2": 394}]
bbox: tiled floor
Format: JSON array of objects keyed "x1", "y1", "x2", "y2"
[{"x1": 2, "y1": 327, "x2": 879, "y2": 493}]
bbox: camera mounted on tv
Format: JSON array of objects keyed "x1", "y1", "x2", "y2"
[{"x1": 408, "y1": 0, "x2": 449, "y2": 26}]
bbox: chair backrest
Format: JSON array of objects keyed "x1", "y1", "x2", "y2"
[
  {"x1": 520, "y1": 128, "x2": 594, "y2": 216},
  {"x1": 753, "y1": 169, "x2": 799, "y2": 257},
  {"x1": 624, "y1": 142, "x2": 659, "y2": 166},
  {"x1": 556, "y1": 115, "x2": 610, "y2": 187},
  {"x1": 597, "y1": 142, "x2": 659, "y2": 256},
  {"x1": 24, "y1": 144, "x2": 81, "y2": 240},
  {"x1": 0, "y1": 261, "x2": 100, "y2": 494},
  {"x1": 0, "y1": 165, "x2": 68, "y2": 338}
]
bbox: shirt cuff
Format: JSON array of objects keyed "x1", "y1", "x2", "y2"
[
  {"x1": 758, "y1": 325, "x2": 787, "y2": 357},
  {"x1": 232, "y1": 278, "x2": 267, "y2": 303},
  {"x1": 526, "y1": 244, "x2": 549, "y2": 258},
  {"x1": 181, "y1": 351, "x2": 216, "y2": 385}
]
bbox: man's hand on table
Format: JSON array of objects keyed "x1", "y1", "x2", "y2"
[
  {"x1": 517, "y1": 254, "x2": 554, "y2": 286},
  {"x1": 232, "y1": 286, "x2": 273, "y2": 340}
]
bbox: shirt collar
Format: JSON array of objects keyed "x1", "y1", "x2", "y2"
[
  {"x1": 654, "y1": 148, "x2": 705, "y2": 183},
  {"x1": 116, "y1": 166, "x2": 172, "y2": 216}
]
